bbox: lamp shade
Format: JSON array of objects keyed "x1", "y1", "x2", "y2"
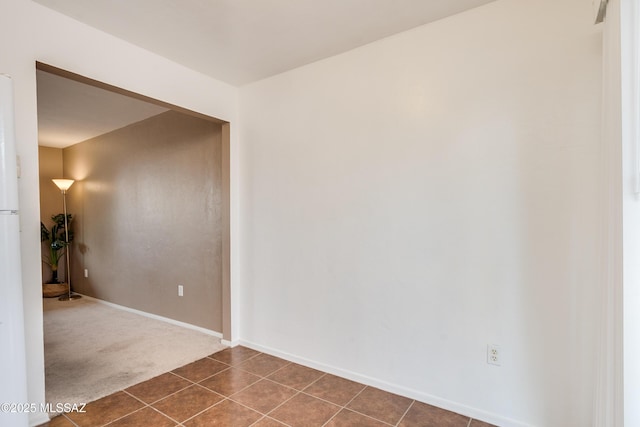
[{"x1": 52, "y1": 179, "x2": 74, "y2": 191}]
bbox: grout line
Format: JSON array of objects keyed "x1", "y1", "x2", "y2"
[
  {"x1": 207, "y1": 351, "x2": 262, "y2": 366},
  {"x1": 320, "y1": 407, "x2": 341, "y2": 427},
  {"x1": 329, "y1": 385, "x2": 397, "y2": 427},
  {"x1": 122, "y1": 388, "x2": 154, "y2": 405},
  {"x1": 321, "y1": 416, "x2": 338, "y2": 426},
  {"x1": 303, "y1": 371, "x2": 328, "y2": 390},
  {"x1": 106, "y1": 391, "x2": 170, "y2": 426},
  {"x1": 253, "y1": 384, "x2": 303, "y2": 418},
  {"x1": 395, "y1": 400, "x2": 415, "y2": 427},
  {"x1": 264, "y1": 390, "x2": 302, "y2": 417},
  {"x1": 188, "y1": 365, "x2": 232, "y2": 385},
  {"x1": 246, "y1": 415, "x2": 264, "y2": 427},
  {"x1": 221, "y1": 371, "x2": 346, "y2": 426},
  {"x1": 227, "y1": 385, "x2": 299, "y2": 415},
  {"x1": 342, "y1": 384, "x2": 368, "y2": 409},
  {"x1": 233, "y1": 363, "x2": 288, "y2": 378},
  {"x1": 259, "y1": 375, "x2": 369, "y2": 414},
  {"x1": 130, "y1": 377, "x2": 194, "y2": 405},
  {"x1": 151, "y1": 350, "x2": 288, "y2": 424},
  {"x1": 314, "y1": 383, "x2": 398, "y2": 427},
  {"x1": 59, "y1": 413, "x2": 80, "y2": 427},
  {"x1": 264, "y1": 361, "x2": 294, "y2": 378},
  {"x1": 194, "y1": 382, "x2": 225, "y2": 394},
  {"x1": 147, "y1": 405, "x2": 184, "y2": 426},
  {"x1": 225, "y1": 394, "x2": 300, "y2": 426},
  {"x1": 208, "y1": 349, "x2": 264, "y2": 367},
  {"x1": 102, "y1": 403, "x2": 181, "y2": 427},
  {"x1": 123, "y1": 378, "x2": 224, "y2": 426},
  {"x1": 258, "y1": 377, "x2": 403, "y2": 427},
  {"x1": 168, "y1": 369, "x2": 207, "y2": 384},
  {"x1": 199, "y1": 372, "x2": 262, "y2": 398},
  {"x1": 325, "y1": 407, "x2": 396, "y2": 427},
  {"x1": 243, "y1": 373, "x2": 382, "y2": 424},
  {"x1": 261, "y1": 376, "x2": 303, "y2": 391},
  {"x1": 100, "y1": 404, "x2": 147, "y2": 426},
  {"x1": 178, "y1": 396, "x2": 228, "y2": 425},
  {"x1": 233, "y1": 357, "x2": 293, "y2": 378},
  {"x1": 297, "y1": 389, "x2": 354, "y2": 412},
  {"x1": 248, "y1": 415, "x2": 294, "y2": 427},
  {"x1": 226, "y1": 396, "x2": 272, "y2": 416}
]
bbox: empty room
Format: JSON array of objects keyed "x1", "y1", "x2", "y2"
[{"x1": 0, "y1": 0, "x2": 637, "y2": 426}]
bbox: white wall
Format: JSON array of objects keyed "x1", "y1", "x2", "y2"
[
  {"x1": 239, "y1": 0, "x2": 602, "y2": 425},
  {"x1": 0, "y1": 0, "x2": 603, "y2": 425},
  {"x1": 619, "y1": 0, "x2": 640, "y2": 425},
  {"x1": 595, "y1": 0, "x2": 623, "y2": 425},
  {"x1": 0, "y1": 1, "x2": 239, "y2": 425}
]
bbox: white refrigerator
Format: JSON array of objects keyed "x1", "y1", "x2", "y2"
[{"x1": 0, "y1": 74, "x2": 29, "y2": 426}]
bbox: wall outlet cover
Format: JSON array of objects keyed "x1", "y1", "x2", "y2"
[{"x1": 487, "y1": 344, "x2": 501, "y2": 366}]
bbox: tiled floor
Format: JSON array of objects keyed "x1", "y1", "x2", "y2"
[{"x1": 40, "y1": 346, "x2": 496, "y2": 427}]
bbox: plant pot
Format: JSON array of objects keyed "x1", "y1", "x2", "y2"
[{"x1": 43, "y1": 283, "x2": 69, "y2": 298}]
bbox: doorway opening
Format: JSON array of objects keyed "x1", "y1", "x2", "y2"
[{"x1": 36, "y1": 62, "x2": 231, "y2": 406}]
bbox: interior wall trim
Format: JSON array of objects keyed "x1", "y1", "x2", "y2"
[{"x1": 35, "y1": 62, "x2": 227, "y2": 125}]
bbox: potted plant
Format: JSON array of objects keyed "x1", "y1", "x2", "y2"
[{"x1": 41, "y1": 213, "x2": 73, "y2": 296}]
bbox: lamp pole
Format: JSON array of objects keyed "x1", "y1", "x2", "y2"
[{"x1": 52, "y1": 179, "x2": 81, "y2": 301}]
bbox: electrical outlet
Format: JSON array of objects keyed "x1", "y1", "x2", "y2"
[
  {"x1": 84, "y1": 269, "x2": 89, "y2": 278},
  {"x1": 178, "y1": 285, "x2": 184, "y2": 297},
  {"x1": 487, "y1": 344, "x2": 501, "y2": 366}
]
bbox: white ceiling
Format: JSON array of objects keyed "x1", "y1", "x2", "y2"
[
  {"x1": 37, "y1": 70, "x2": 168, "y2": 148},
  {"x1": 34, "y1": 0, "x2": 498, "y2": 148},
  {"x1": 33, "y1": 0, "x2": 497, "y2": 86}
]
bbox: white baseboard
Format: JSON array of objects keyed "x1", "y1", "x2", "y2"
[
  {"x1": 78, "y1": 294, "x2": 223, "y2": 339},
  {"x1": 221, "y1": 339, "x2": 240, "y2": 347},
  {"x1": 238, "y1": 340, "x2": 533, "y2": 427}
]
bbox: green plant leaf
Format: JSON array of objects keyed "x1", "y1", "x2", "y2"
[{"x1": 41, "y1": 213, "x2": 73, "y2": 269}]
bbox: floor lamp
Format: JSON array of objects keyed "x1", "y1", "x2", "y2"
[{"x1": 52, "y1": 179, "x2": 81, "y2": 301}]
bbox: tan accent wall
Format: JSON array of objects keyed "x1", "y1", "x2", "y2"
[
  {"x1": 63, "y1": 110, "x2": 223, "y2": 331},
  {"x1": 38, "y1": 146, "x2": 65, "y2": 283}
]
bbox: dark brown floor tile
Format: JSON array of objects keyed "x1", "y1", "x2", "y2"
[
  {"x1": 269, "y1": 393, "x2": 340, "y2": 427},
  {"x1": 303, "y1": 374, "x2": 366, "y2": 406},
  {"x1": 230, "y1": 379, "x2": 297, "y2": 414},
  {"x1": 237, "y1": 353, "x2": 290, "y2": 377},
  {"x1": 267, "y1": 363, "x2": 323, "y2": 390},
  {"x1": 152, "y1": 384, "x2": 223, "y2": 422},
  {"x1": 125, "y1": 372, "x2": 191, "y2": 404},
  {"x1": 347, "y1": 386, "x2": 413, "y2": 425},
  {"x1": 65, "y1": 391, "x2": 144, "y2": 427},
  {"x1": 199, "y1": 367, "x2": 261, "y2": 396},
  {"x1": 398, "y1": 401, "x2": 470, "y2": 427},
  {"x1": 172, "y1": 357, "x2": 229, "y2": 382},
  {"x1": 251, "y1": 417, "x2": 288, "y2": 426},
  {"x1": 325, "y1": 409, "x2": 389, "y2": 427},
  {"x1": 39, "y1": 415, "x2": 75, "y2": 427},
  {"x1": 209, "y1": 346, "x2": 260, "y2": 365},
  {"x1": 107, "y1": 407, "x2": 177, "y2": 427},
  {"x1": 470, "y1": 419, "x2": 498, "y2": 427},
  {"x1": 184, "y1": 399, "x2": 262, "y2": 427}
]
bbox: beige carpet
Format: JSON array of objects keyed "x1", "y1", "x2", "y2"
[{"x1": 44, "y1": 297, "x2": 226, "y2": 407}]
